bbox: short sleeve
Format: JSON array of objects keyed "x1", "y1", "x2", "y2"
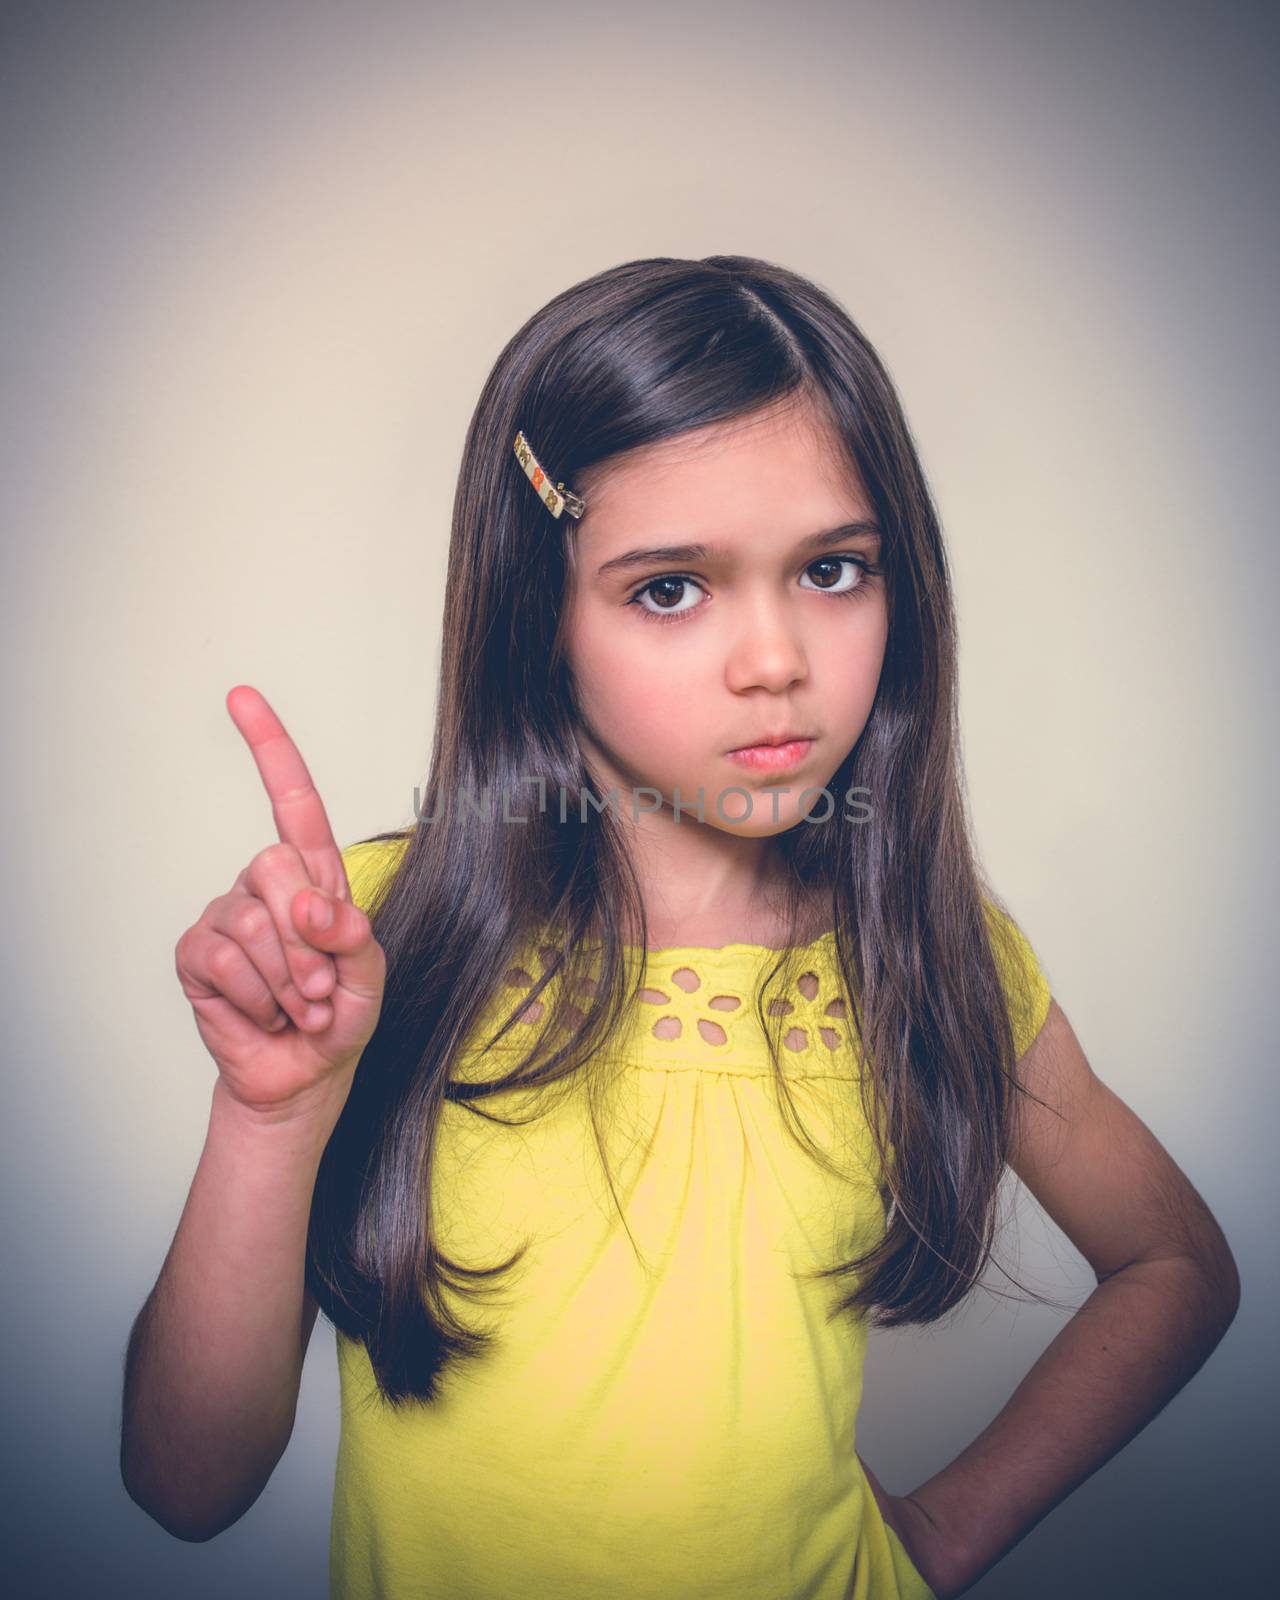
[
  {"x1": 340, "y1": 834, "x2": 411, "y2": 916},
  {"x1": 981, "y1": 898, "x2": 1052, "y2": 1060}
]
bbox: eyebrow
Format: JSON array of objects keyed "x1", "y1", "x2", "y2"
[{"x1": 595, "y1": 520, "x2": 883, "y2": 579}]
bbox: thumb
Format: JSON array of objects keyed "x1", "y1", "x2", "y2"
[{"x1": 294, "y1": 888, "x2": 385, "y2": 1001}]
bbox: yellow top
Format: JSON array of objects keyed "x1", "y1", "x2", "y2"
[{"x1": 329, "y1": 836, "x2": 1052, "y2": 1600}]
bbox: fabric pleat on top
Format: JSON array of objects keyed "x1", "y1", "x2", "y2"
[{"x1": 329, "y1": 836, "x2": 1052, "y2": 1600}]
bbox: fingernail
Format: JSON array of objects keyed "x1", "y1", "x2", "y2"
[
  {"x1": 301, "y1": 966, "x2": 332, "y2": 998},
  {"x1": 304, "y1": 1002, "x2": 331, "y2": 1029}
]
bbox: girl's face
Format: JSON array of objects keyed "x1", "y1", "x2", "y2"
[{"x1": 562, "y1": 397, "x2": 889, "y2": 840}]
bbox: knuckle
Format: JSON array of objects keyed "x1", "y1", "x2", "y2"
[
  {"x1": 234, "y1": 901, "x2": 273, "y2": 944},
  {"x1": 178, "y1": 925, "x2": 210, "y2": 974},
  {"x1": 250, "y1": 841, "x2": 301, "y2": 882},
  {"x1": 207, "y1": 942, "x2": 241, "y2": 983}
]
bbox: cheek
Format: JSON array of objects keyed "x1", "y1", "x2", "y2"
[
  {"x1": 579, "y1": 645, "x2": 694, "y2": 753},
  {"x1": 814, "y1": 604, "x2": 889, "y2": 736},
  {"x1": 572, "y1": 613, "x2": 708, "y2": 760},
  {"x1": 837, "y1": 640, "x2": 884, "y2": 714}
]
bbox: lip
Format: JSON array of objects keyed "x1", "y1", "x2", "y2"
[
  {"x1": 726, "y1": 737, "x2": 815, "y2": 772},
  {"x1": 729, "y1": 730, "x2": 815, "y2": 751}
]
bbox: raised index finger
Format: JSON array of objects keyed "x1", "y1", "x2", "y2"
[{"x1": 226, "y1": 685, "x2": 346, "y2": 895}]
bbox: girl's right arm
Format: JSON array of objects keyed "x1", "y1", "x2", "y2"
[{"x1": 120, "y1": 687, "x2": 387, "y2": 1542}]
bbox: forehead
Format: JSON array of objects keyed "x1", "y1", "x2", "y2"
[{"x1": 575, "y1": 397, "x2": 869, "y2": 530}]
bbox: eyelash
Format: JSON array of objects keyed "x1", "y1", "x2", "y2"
[{"x1": 625, "y1": 555, "x2": 882, "y2": 626}]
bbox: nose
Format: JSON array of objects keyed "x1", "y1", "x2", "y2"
[{"x1": 723, "y1": 592, "x2": 809, "y2": 694}]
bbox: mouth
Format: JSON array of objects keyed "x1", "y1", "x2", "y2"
[{"x1": 725, "y1": 735, "x2": 816, "y2": 772}]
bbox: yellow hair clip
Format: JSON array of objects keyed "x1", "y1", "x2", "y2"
[{"x1": 513, "y1": 430, "x2": 586, "y2": 520}]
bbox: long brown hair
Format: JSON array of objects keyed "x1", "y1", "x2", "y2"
[{"x1": 307, "y1": 254, "x2": 1061, "y2": 1406}]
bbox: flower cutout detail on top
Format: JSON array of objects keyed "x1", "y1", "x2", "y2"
[
  {"x1": 630, "y1": 949, "x2": 855, "y2": 1073},
  {"x1": 761, "y1": 966, "x2": 851, "y2": 1055},
  {"x1": 475, "y1": 937, "x2": 859, "y2": 1081}
]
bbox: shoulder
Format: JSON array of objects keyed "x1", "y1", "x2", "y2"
[
  {"x1": 340, "y1": 830, "x2": 412, "y2": 914},
  {"x1": 979, "y1": 895, "x2": 1053, "y2": 1061}
]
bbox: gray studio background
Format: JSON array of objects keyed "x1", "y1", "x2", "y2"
[{"x1": 2, "y1": 1, "x2": 1274, "y2": 1595}]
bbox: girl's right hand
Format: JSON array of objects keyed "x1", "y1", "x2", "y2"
[{"x1": 174, "y1": 686, "x2": 388, "y2": 1122}]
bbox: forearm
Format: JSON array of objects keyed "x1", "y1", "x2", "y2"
[
  {"x1": 908, "y1": 1255, "x2": 1239, "y2": 1594},
  {"x1": 120, "y1": 1074, "x2": 348, "y2": 1541}
]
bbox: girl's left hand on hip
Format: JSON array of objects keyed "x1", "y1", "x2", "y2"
[{"x1": 858, "y1": 1452, "x2": 967, "y2": 1600}]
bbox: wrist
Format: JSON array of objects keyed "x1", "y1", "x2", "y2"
[{"x1": 210, "y1": 1071, "x2": 353, "y2": 1150}]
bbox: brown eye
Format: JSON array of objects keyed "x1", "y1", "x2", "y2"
[
  {"x1": 800, "y1": 556, "x2": 876, "y2": 595},
  {"x1": 628, "y1": 575, "x2": 707, "y2": 623}
]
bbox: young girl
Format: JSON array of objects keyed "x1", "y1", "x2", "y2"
[{"x1": 123, "y1": 255, "x2": 1240, "y2": 1599}]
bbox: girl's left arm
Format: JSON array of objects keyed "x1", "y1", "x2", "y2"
[{"x1": 888, "y1": 998, "x2": 1241, "y2": 1599}]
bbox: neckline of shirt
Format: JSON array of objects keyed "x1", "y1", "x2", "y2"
[{"x1": 538, "y1": 925, "x2": 839, "y2": 967}]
